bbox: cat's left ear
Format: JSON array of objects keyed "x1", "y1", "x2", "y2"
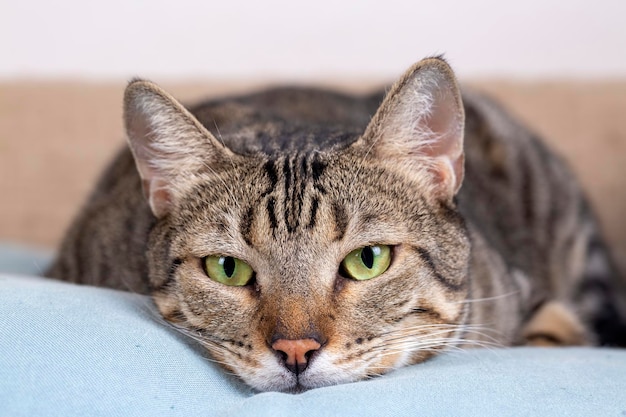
[{"x1": 359, "y1": 57, "x2": 465, "y2": 201}]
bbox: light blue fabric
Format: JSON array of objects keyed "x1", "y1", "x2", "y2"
[
  {"x1": 1, "y1": 247, "x2": 626, "y2": 416},
  {"x1": 0, "y1": 242, "x2": 53, "y2": 275}
]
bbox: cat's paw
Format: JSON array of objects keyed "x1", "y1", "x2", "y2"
[{"x1": 522, "y1": 301, "x2": 591, "y2": 346}]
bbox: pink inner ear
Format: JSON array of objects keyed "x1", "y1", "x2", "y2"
[
  {"x1": 144, "y1": 178, "x2": 172, "y2": 219},
  {"x1": 132, "y1": 140, "x2": 174, "y2": 218},
  {"x1": 419, "y1": 87, "x2": 465, "y2": 195},
  {"x1": 421, "y1": 89, "x2": 463, "y2": 158},
  {"x1": 126, "y1": 103, "x2": 174, "y2": 218}
]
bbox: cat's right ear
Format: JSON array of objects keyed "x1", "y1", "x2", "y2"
[{"x1": 123, "y1": 80, "x2": 232, "y2": 218}]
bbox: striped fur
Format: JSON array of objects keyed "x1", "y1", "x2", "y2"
[{"x1": 47, "y1": 58, "x2": 626, "y2": 392}]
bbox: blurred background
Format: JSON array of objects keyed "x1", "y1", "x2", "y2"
[
  {"x1": 1, "y1": 0, "x2": 626, "y2": 272},
  {"x1": 3, "y1": 0, "x2": 626, "y2": 79}
]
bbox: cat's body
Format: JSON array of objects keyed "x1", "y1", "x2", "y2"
[{"x1": 48, "y1": 58, "x2": 626, "y2": 391}]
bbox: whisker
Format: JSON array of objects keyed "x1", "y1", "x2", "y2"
[
  {"x1": 380, "y1": 336, "x2": 503, "y2": 351},
  {"x1": 374, "y1": 338, "x2": 503, "y2": 358},
  {"x1": 378, "y1": 328, "x2": 460, "y2": 345},
  {"x1": 212, "y1": 119, "x2": 238, "y2": 173},
  {"x1": 381, "y1": 323, "x2": 493, "y2": 339},
  {"x1": 360, "y1": 323, "x2": 507, "y2": 369},
  {"x1": 378, "y1": 323, "x2": 465, "y2": 336},
  {"x1": 167, "y1": 327, "x2": 244, "y2": 373},
  {"x1": 381, "y1": 327, "x2": 505, "y2": 349},
  {"x1": 456, "y1": 290, "x2": 520, "y2": 304}
]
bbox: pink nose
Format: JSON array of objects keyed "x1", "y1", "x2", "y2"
[{"x1": 272, "y1": 338, "x2": 321, "y2": 374}]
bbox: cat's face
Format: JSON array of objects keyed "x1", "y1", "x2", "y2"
[
  {"x1": 124, "y1": 57, "x2": 469, "y2": 391},
  {"x1": 149, "y1": 150, "x2": 469, "y2": 391}
]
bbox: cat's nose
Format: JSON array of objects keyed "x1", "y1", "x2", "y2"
[{"x1": 272, "y1": 338, "x2": 321, "y2": 374}]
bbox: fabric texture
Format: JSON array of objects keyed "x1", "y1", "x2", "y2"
[{"x1": 1, "y1": 247, "x2": 626, "y2": 416}]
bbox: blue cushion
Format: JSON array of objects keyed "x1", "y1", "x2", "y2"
[
  {"x1": 0, "y1": 243, "x2": 52, "y2": 275},
  {"x1": 1, "y1": 249, "x2": 626, "y2": 416}
]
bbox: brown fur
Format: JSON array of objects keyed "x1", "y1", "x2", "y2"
[{"x1": 47, "y1": 57, "x2": 626, "y2": 392}]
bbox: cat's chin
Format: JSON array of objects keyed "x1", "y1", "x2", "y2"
[
  {"x1": 239, "y1": 351, "x2": 378, "y2": 392},
  {"x1": 241, "y1": 371, "x2": 307, "y2": 393},
  {"x1": 240, "y1": 369, "x2": 330, "y2": 393},
  {"x1": 250, "y1": 375, "x2": 355, "y2": 393}
]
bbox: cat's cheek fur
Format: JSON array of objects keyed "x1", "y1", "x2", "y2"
[
  {"x1": 152, "y1": 291, "x2": 181, "y2": 323},
  {"x1": 298, "y1": 350, "x2": 376, "y2": 389}
]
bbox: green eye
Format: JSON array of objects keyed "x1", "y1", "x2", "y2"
[
  {"x1": 340, "y1": 245, "x2": 391, "y2": 281},
  {"x1": 203, "y1": 256, "x2": 254, "y2": 286}
]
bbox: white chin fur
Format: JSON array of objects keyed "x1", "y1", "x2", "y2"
[{"x1": 240, "y1": 350, "x2": 398, "y2": 392}]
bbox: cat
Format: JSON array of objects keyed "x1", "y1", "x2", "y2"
[{"x1": 47, "y1": 57, "x2": 626, "y2": 392}]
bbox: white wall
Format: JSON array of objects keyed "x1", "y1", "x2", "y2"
[{"x1": 2, "y1": 0, "x2": 625, "y2": 80}]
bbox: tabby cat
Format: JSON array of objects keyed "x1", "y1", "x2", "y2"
[{"x1": 47, "y1": 57, "x2": 626, "y2": 392}]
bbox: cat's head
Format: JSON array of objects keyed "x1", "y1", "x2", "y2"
[{"x1": 123, "y1": 57, "x2": 470, "y2": 392}]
